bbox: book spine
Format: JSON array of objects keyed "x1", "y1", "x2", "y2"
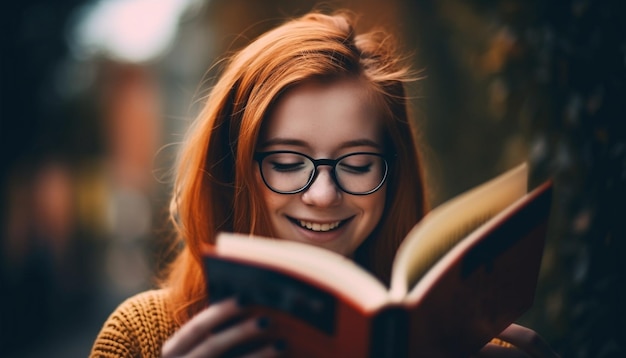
[{"x1": 369, "y1": 305, "x2": 409, "y2": 358}]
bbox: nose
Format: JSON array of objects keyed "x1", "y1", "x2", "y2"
[{"x1": 301, "y1": 168, "x2": 342, "y2": 207}]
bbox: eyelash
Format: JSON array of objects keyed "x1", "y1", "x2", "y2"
[
  {"x1": 338, "y1": 163, "x2": 372, "y2": 174},
  {"x1": 270, "y1": 161, "x2": 306, "y2": 172}
]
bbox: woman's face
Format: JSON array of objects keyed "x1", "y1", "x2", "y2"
[{"x1": 256, "y1": 77, "x2": 387, "y2": 256}]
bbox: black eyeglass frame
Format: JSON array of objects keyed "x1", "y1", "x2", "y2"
[{"x1": 253, "y1": 150, "x2": 391, "y2": 195}]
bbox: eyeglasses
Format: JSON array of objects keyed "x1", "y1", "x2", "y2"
[{"x1": 254, "y1": 151, "x2": 389, "y2": 195}]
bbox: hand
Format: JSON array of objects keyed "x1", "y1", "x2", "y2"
[
  {"x1": 474, "y1": 324, "x2": 560, "y2": 358},
  {"x1": 161, "y1": 297, "x2": 283, "y2": 358}
]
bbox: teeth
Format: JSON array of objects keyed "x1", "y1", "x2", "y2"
[{"x1": 298, "y1": 220, "x2": 341, "y2": 232}]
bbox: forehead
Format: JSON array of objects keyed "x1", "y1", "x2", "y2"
[{"x1": 259, "y1": 77, "x2": 384, "y2": 152}]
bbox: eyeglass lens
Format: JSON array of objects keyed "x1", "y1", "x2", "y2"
[{"x1": 259, "y1": 152, "x2": 386, "y2": 194}]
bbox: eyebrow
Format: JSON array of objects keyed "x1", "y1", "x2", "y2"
[
  {"x1": 258, "y1": 138, "x2": 382, "y2": 150},
  {"x1": 339, "y1": 139, "x2": 382, "y2": 150}
]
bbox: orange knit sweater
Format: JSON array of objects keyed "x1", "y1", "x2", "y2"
[{"x1": 90, "y1": 289, "x2": 179, "y2": 358}]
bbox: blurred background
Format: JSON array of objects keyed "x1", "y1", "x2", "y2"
[{"x1": 1, "y1": 0, "x2": 624, "y2": 357}]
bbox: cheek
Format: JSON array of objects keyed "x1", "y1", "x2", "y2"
[
  {"x1": 359, "y1": 191, "x2": 386, "y2": 254},
  {"x1": 349, "y1": 190, "x2": 386, "y2": 254},
  {"x1": 256, "y1": 171, "x2": 274, "y2": 207},
  {"x1": 256, "y1": 171, "x2": 288, "y2": 214},
  {"x1": 359, "y1": 186, "x2": 387, "y2": 232},
  {"x1": 261, "y1": 191, "x2": 282, "y2": 213},
  {"x1": 370, "y1": 186, "x2": 387, "y2": 218}
]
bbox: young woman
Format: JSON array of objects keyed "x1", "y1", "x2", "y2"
[{"x1": 90, "y1": 11, "x2": 556, "y2": 358}]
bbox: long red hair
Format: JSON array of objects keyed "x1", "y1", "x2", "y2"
[{"x1": 162, "y1": 10, "x2": 428, "y2": 324}]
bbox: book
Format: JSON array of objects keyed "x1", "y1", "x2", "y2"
[{"x1": 202, "y1": 163, "x2": 553, "y2": 357}]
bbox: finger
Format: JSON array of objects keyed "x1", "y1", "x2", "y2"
[
  {"x1": 475, "y1": 342, "x2": 531, "y2": 358},
  {"x1": 184, "y1": 315, "x2": 271, "y2": 358},
  {"x1": 239, "y1": 341, "x2": 286, "y2": 358},
  {"x1": 477, "y1": 343, "x2": 530, "y2": 358},
  {"x1": 498, "y1": 324, "x2": 560, "y2": 358},
  {"x1": 179, "y1": 317, "x2": 269, "y2": 358},
  {"x1": 162, "y1": 298, "x2": 242, "y2": 357}
]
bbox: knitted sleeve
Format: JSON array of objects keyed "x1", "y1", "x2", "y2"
[{"x1": 90, "y1": 289, "x2": 179, "y2": 358}]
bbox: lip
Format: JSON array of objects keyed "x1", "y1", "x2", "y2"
[{"x1": 286, "y1": 215, "x2": 353, "y2": 243}]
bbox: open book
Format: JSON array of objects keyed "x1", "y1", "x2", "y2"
[{"x1": 202, "y1": 163, "x2": 553, "y2": 357}]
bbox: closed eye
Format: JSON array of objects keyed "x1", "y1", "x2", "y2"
[
  {"x1": 338, "y1": 163, "x2": 372, "y2": 174},
  {"x1": 270, "y1": 161, "x2": 307, "y2": 172}
]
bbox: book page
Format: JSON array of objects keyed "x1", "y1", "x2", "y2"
[
  {"x1": 388, "y1": 163, "x2": 528, "y2": 300},
  {"x1": 211, "y1": 233, "x2": 391, "y2": 311},
  {"x1": 403, "y1": 181, "x2": 552, "y2": 356}
]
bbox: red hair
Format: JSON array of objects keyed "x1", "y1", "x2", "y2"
[{"x1": 162, "y1": 10, "x2": 428, "y2": 324}]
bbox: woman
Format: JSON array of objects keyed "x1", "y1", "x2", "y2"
[{"x1": 91, "y1": 10, "x2": 556, "y2": 358}]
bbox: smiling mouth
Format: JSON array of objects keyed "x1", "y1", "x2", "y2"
[{"x1": 288, "y1": 217, "x2": 349, "y2": 232}]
